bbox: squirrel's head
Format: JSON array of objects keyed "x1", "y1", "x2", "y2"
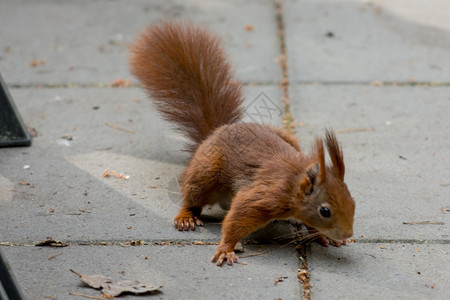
[{"x1": 299, "y1": 130, "x2": 355, "y2": 241}]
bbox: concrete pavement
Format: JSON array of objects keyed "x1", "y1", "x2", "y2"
[
  {"x1": 285, "y1": 0, "x2": 450, "y2": 298},
  {"x1": 1, "y1": 0, "x2": 449, "y2": 299}
]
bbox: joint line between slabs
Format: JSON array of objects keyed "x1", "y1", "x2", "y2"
[
  {"x1": 274, "y1": 0, "x2": 294, "y2": 131},
  {"x1": 292, "y1": 81, "x2": 450, "y2": 87}
]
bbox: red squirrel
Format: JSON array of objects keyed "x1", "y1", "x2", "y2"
[{"x1": 129, "y1": 22, "x2": 355, "y2": 266}]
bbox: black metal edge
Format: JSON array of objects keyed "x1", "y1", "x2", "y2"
[
  {"x1": 0, "y1": 138, "x2": 32, "y2": 147},
  {"x1": 0, "y1": 250, "x2": 26, "y2": 300},
  {"x1": 0, "y1": 73, "x2": 32, "y2": 147}
]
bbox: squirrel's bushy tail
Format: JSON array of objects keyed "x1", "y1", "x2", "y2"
[{"x1": 129, "y1": 22, "x2": 244, "y2": 152}]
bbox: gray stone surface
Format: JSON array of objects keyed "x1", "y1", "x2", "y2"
[
  {"x1": 284, "y1": 0, "x2": 450, "y2": 82},
  {"x1": 308, "y1": 243, "x2": 450, "y2": 299},
  {"x1": 2, "y1": 244, "x2": 302, "y2": 299},
  {"x1": 0, "y1": 0, "x2": 281, "y2": 86},
  {"x1": 290, "y1": 85, "x2": 450, "y2": 241},
  {"x1": 286, "y1": 1, "x2": 450, "y2": 299},
  {"x1": 0, "y1": 85, "x2": 284, "y2": 244},
  {"x1": 1, "y1": 0, "x2": 450, "y2": 299}
]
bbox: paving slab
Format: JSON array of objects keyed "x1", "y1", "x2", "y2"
[
  {"x1": 307, "y1": 243, "x2": 450, "y2": 299},
  {"x1": 4, "y1": 1, "x2": 450, "y2": 299},
  {"x1": 284, "y1": 0, "x2": 450, "y2": 82},
  {"x1": 1, "y1": 244, "x2": 302, "y2": 299},
  {"x1": 290, "y1": 85, "x2": 450, "y2": 241},
  {"x1": 0, "y1": 85, "x2": 287, "y2": 244},
  {"x1": 0, "y1": 0, "x2": 281, "y2": 86}
]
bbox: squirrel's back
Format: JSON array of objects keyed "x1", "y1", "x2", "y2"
[{"x1": 129, "y1": 22, "x2": 244, "y2": 152}]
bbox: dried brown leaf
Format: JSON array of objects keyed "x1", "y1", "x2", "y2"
[
  {"x1": 70, "y1": 270, "x2": 161, "y2": 297},
  {"x1": 35, "y1": 238, "x2": 68, "y2": 247}
]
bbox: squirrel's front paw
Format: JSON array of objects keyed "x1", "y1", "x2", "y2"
[
  {"x1": 315, "y1": 235, "x2": 347, "y2": 247},
  {"x1": 174, "y1": 215, "x2": 203, "y2": 231},
  {"x1": 306, "y1": 227, "x2": 347, "y2": 247},
  {"x1": 211, "y1": 247, "x2": 238, "y2": 266}
]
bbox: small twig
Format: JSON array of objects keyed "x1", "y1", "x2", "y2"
[
  {"x1": 104, "y1": 122, "x2": 135, "y2": 133},
  {"x1": 336, "y1": 128, "x2": 374, "y2": 134},
  {"x1": 364, "y1": 252, "x2": 376, "y2": 260},
  {"x1": 239, "y1": 250, "x2": 268, "y2": 258},
  {"x1": 70, "y1": 269, "x2": 82, "y2": 277},
  {"x1": 95, "y1": 146, "x2": 113, "y2": 151},
  {"x1": 68, "y1": 292, "x2": 105, "y2": 300},
  {"x1": 48, "y1": 252, "x2": 64, "y2": 260},
  {"x1": 274, "y1": 275, "x2": 288, "y2": 285},
  {"x1": 403, "y1": 221, "x2": 445, "y2": 225}
]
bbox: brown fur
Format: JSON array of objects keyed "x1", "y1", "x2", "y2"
[
  {"x1": 129, "y1": 21, "x2": 244, "y2": 152},
  {"x1": 129, "y1": 22, "x2": 355, "y2": 266},
  {"x1": 325, "y1": 128, "x2": 345, "y2": 180}
]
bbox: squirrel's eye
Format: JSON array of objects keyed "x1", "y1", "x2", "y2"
[{"x1": 319, "y1": 206, "x2": 331, "y2": 218}]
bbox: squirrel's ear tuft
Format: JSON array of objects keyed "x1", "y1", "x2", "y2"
[
  {"x1": 313, "y1": 138, "x2": 326, "y2": 182},
  {"x1": 325, "y1": 129, "x2": 345, "y2": 181}
]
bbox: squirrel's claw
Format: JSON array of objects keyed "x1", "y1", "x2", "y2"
[
  {"x1": 194, "y1": 217, "x2": 204, "y2": 227},
  {"x1": 212, "y1": 249, "x2": 238, "y2": 266},
  {"x1": 306, "y1": 227, "x2": 347, "y2": 247},
  {"x1": 174, "y1": 217, "x2": 189, "y2": 231},
  {"x1": 174, "y1": 216, "x2": 204, "y2": 231},
  {"x1": 316, "y1": 235, "x2": 347, "y2": 247}
]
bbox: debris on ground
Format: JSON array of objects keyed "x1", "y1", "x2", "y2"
[
  {"x1": 104, "y1": 122, "x2": 135, "y2": 133},
  {"x1": 239, "y1": 249, "x2": 268, "y2": 258},
  {"x1": 70, "y1": 269, "x2": 162, "y2": 297},
  {"x1": 30, "y1": 59, "x2": 45, "y2": 67},
  {"x1": 110, "y1": 78, "x2": 131, "y2": 88},
  {"x1": 234, "y1": 242, "x2": 244, "y2": 253},
  {"x1": 102, "y1": 169, "x2": 130, "y2": 180},
  {"x1": 35, "y1": 238, "x2": 68, "y2": 247},
  {"x1": 274, "y1": 275, "x2": 288, "y2": 285},
  {"x1": 441, "y1": 206, "x2": 450, "y2": 213},
  {"x1": 403, "y1": 221, "x2": 445, "y2": 225}
]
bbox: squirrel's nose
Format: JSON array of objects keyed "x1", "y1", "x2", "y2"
[{"x1": 342, "y1": 230, "x2": 353, "y2": 240}]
